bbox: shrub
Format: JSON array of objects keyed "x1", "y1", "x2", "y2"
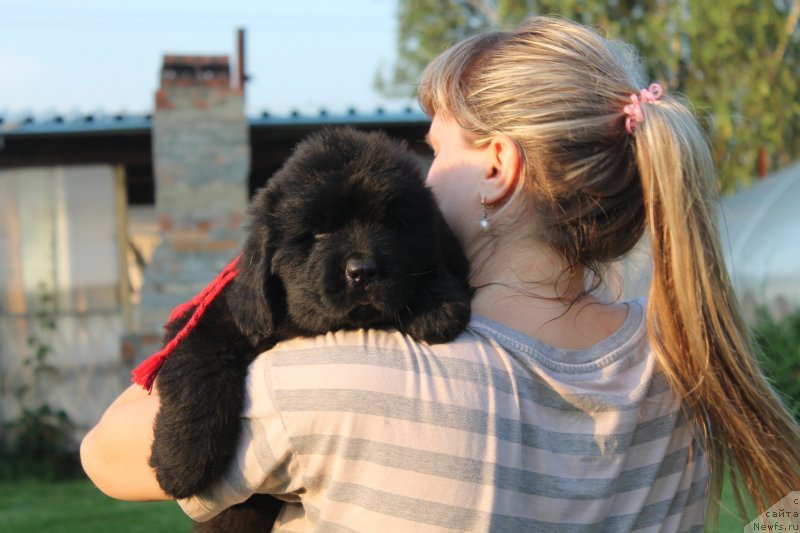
[
  {"x1": 1, "y1": 284, "x2": 78, "y2": 480},
  {"x1": 1, "y1": 406, "x2": 79, "y2": 480},
  {"x1": 752, "y1": 310, "x2": 800, "y2": 420}
]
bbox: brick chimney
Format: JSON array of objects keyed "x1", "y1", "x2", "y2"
[{"x1": 124, "y1": 54, "x2": 250, "y2": 366}]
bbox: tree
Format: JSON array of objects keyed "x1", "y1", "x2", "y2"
[
  {"x1": 375, "y1": 0, "x2": 493, "y2": 98},
  {"x1": 378, "y1": 0, "x2": 800, "y2": 191}
]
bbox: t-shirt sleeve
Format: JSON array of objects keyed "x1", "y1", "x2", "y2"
[{"x1": 177, "y1": 354, "x2": 303, "y2": 522}]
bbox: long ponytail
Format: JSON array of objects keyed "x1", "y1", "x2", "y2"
[{"x1": 636, "y1": 99, "x2": 800, "y2": 519}]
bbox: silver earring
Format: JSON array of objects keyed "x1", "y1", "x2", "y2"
[{"x1": 480, "y1": 197, "x2": 490, "y2": 231}]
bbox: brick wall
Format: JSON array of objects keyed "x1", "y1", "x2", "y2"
[{"x1": 126, "y1": 55, "x2": 250, "y2": 363}]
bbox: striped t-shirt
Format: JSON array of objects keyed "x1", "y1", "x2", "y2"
[{"x1": 179, "y1": 298, "x2": 708, "y2": 532}]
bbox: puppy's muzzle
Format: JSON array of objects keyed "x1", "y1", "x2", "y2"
[{"x1": 345, "y1": 256, "x2": 379, "y2": 288}]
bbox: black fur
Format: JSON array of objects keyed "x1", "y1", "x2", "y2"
[{"x1": 148, "y1": 127, "x2": 472, "y2": 532}]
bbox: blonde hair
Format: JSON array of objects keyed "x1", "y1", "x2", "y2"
[{"x1": 419, "y1": 16, "x2": 800, "y2": 523}]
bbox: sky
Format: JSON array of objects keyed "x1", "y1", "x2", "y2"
[{"x1": 0, "y1": 0, "x2": 411, "y2": 117}]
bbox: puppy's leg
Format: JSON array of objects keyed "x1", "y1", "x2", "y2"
[
  {"x1": 149, "y1": 344, "x2": 251, "y2": 498},
  {"x1": 399, "y1": 213, "x2": 472, "y2": 344},
  {"x1": 402, "y1": 273, "x2": 472, "y2": 344},
  {"x1": 148, "y1": 302, "x2": 257, "y2": 498},
  {"x1": 191, "y1": 494, "x2": 283, "y2": 533}
]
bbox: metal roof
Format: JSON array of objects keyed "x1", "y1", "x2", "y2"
[
  {"x1": 0, "y1": 112, "x2": 153, "y2": 136},
  {"x1": 251, "y1": 106, "x2": 427, "y2": 127},
  {"x1": 0, "y1": 106, "x2": 429, "y2": 136}
]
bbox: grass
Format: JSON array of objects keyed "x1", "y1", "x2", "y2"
[
  {"x1": 0, "y1": 473, "x2": 763, "y2": 532},
  {"x1": 0, "y1": 476, "x2": 191, "y2": 533},
  {"x1": 718, "y1": 475, "x2": 759, "y2": 532}
]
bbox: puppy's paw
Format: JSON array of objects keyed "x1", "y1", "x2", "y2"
[
  {"x1": 403, "y1": 277, "x2": 471, "y2": 344},
  {"x1": 149, "y1": 418, "x2": 215, "y2": 499},
  {"x1": 149, "y1": 393, "x2": 242, "y2": 499}
]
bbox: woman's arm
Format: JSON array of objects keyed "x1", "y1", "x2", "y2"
[{"x1": 80, "y1": 384, "x2": 172, "y2": 501}]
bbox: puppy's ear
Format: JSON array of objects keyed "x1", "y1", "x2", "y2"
[{"x1": 227, "y1": 190, "x2": 283, "y2": 341}]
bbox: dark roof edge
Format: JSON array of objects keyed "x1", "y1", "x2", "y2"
[
  {"x1": 1, "y1": 116, "x2": 153, "y2": 137},
  {"x1": 250, "y1": 110, "x2": 429, "y2": 127},
  {"x1": 0, "y1": 108, "x2": 429, "y2": 137}
]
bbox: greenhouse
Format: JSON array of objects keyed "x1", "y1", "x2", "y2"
[{"x1": 720, "y1": 162, "x2": 800, "y2": 321}]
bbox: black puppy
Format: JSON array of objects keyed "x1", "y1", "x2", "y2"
[{"x1": 133, "y1": 127, "x2": 472, "y2": 531}]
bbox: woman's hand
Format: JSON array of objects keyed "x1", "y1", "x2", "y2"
[{"x1": 80, "y1": 384, "x2": 172, "y2": 501}]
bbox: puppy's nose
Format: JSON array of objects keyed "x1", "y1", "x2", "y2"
[{"x1": 345, "y1": 257, "x2": 379, "y2": 286}]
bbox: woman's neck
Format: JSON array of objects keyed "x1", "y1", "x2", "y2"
[
  {"x1": 468, "y1": 227, "x2": 583, "y2": 295},
  {"x1": 467, "y1": 233, "x2": 628, "y2": 350}
]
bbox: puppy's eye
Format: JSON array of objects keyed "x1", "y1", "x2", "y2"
[{"x1": 313, "y1": 232, "x2": 330, "y2": 241}]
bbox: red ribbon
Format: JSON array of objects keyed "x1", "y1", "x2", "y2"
[{"x1": 131, "y1": 254, "x2": 241, "y2": 392}]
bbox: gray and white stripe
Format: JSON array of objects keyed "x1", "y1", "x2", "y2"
[{"x1": 180, "y1": 298, "x2": 708, "y2": 532}]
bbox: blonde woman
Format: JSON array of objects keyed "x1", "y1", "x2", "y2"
[{"x1": 82, "y1": 16, "x2": 800, "y2": 531}]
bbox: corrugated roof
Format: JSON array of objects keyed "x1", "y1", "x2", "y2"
[
  {"x1": 0, "y1": 113, "x2": 152, "y2": 136},
  {"x1": 0, "y1": 112, "x2": 153, "y2": 136},
  {"x1": 251, "y1": 106, "x2": 427, "y2": 126},
  {"x1": 0, "y1": 106, "x2": 428, "y2": 136}
]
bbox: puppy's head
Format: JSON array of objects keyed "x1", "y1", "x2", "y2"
[{"x1": 234, "y1": 127, "x2": 447, "y2": 336}]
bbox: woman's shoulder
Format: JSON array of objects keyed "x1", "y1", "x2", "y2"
[
  {"x1": 250, "y1": 326, "x2": 487, "y2": 374},
  {"x1": 252, "y1": 297, "x2": 650, "y2": 376},
  {"x1": 244, "y1": 327, "x2": 495, "y2": 432},
  {"x1": 262, "y1": 327, "x2": 449, "y2": 358},
  {"x1": 467, "y1": 298, "x2": 650, "y2": 375}
]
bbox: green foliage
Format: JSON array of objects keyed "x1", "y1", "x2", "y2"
[
  {"x1": 375, "y1": 0, "x2": 492, "y2": 97},
  {"x1": 379, "y1": 0, "x2": 800, "y2": 191},
  {"x1": 1, "y1": 405, "x2": 78, "y2": 480},
  {"x1": 752, "y1": 310, "x2": 800, "y2": 420},
  {"x1": 1, "y1": 283, "x2": 78, "y2": 480}
]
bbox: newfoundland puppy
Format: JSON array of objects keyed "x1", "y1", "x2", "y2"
[{"x1": 133, "y1": 127, "x2": 472, "y2": 532}]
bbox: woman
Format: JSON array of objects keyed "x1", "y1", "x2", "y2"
[{"x1": 82, "y1": 16, "x2": 800, "y2": 531}]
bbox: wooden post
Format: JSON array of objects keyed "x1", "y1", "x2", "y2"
[
  {"x1": 237, "y1": 28, "x2": 246, "y2": 95},
  {"x1": 115, "y1": 164, "x2": 132, "y2": 332}
]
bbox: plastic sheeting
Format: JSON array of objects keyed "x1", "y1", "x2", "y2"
[
  {"x1": 719, "y1": 162, "x2": 800, "y2": 320},
  {"x1": 600, "y1": 162, "x2": 800, "y2": 323}
]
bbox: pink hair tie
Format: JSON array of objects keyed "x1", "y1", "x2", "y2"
[{"x1": 623, "y1": 83, "x2": 664, "y2": 134}]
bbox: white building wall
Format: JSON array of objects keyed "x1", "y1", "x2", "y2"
[{"x1": 0, "y1": 165, "x2": 128, "y2": 445}]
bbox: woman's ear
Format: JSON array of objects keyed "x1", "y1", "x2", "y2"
[{"x1": 481, "y1": 134, "x2": 520, "y2": 205}]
